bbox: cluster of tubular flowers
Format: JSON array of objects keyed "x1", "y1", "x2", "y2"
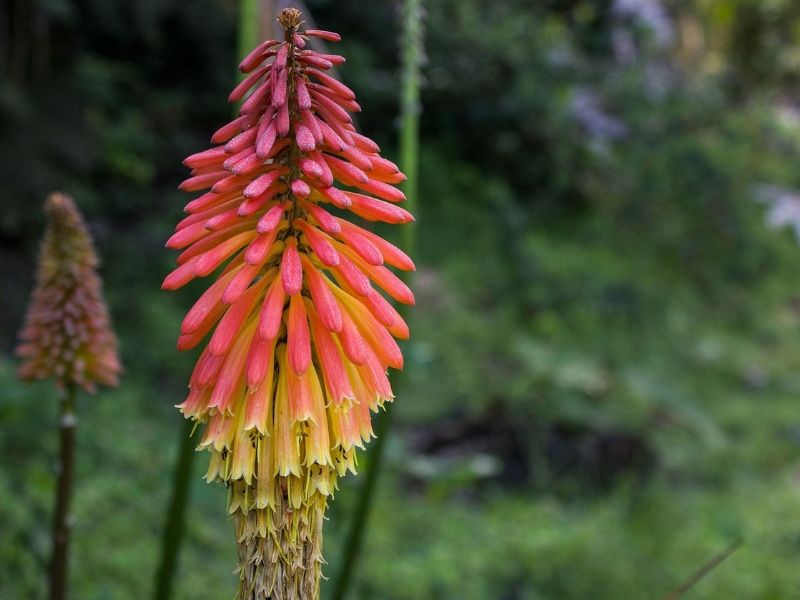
[
  {"x1": 163, "y1": 8, "x2": 414, "y2": 599},
  {"x1": 17, "y1": 193, "x2": 120, "y2": 392}
]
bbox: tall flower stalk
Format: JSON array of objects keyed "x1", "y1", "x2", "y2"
[
  {"x1": 163, "y1": 8, "x2": 414, "y2": 599},
  {"x1": 16, "y1": 192, "x2": 120, "y2": 600}
]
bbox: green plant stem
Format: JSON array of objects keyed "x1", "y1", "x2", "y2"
[
  {"x1": 330, "y1": 2, "x2": 422, "y2": 599},
  {"x1": 662, "y1": 538, "x2": 743, "y2": 600},
  {"x1": 238, "y1": 0, "x2": 260, "y2": 78},
  {"x1": 399, "y1": 0, "x2": 422, "y2": 238},
  {"x1": 49, "y1": 383, "x2": 78, "y2": 600},
  {"x1": 329, "y1": 408, "x2": 394, "y2": 600},
  {"x1": 153, "y1": 418, "x2": 196, "y2": 600}
]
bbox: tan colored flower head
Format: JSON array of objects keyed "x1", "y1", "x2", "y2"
[{"x1": 16, "y1": 193, "x2": 121, "y2": 392}]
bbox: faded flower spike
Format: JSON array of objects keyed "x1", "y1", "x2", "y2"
[
  {"x1": 164, "y1": 8, "x2": 414, "y2": 600},
  {"x1": 17, "y1": 193, "x2": 120, "y2": 392},
  {"x1": 16, "y1": 192, "x2": 120, "y2": 600}
]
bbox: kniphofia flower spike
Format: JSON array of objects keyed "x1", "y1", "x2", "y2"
[
  {"x1": 17, "y1": 192, "x2": 120, "y2": 392},
  {"x1": 16, "y1": 192, "x2": 120, "y2": 600},
  {"x1": 164, "y1": 8, "x2": 414, "y2": 599}
]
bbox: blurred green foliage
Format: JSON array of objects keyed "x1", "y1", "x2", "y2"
[{"x1": 4, "y1": 0, "x2": 800, "y2": 598}]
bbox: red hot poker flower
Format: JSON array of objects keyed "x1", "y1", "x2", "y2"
[
  {"x1": 17, "y1": 193, "x2": 120, "y2": 392},
  {"x1": 164, "y1": 8, "x2": 414, "y2": 600}
]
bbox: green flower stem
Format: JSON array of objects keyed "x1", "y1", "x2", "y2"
[{"x1": 153, "y1": 418, "x2": 197, "y2": 600}]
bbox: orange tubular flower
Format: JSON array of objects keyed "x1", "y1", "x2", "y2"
[
  {"x1": 164, "y1": 8, "x2": 414, "y2": 599},
  {"x1": 17, "y1": 193, "x2": 120, "y2": 392}
]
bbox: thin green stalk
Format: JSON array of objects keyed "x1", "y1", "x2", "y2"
[
  {"x1": 399, "y1": 0, "x2": 422, "y2": 238},
  {"x1": 330, "y1": 2, "x2": 423, "y2": 599},
  {"x1": 152, "y1": 3, "x2": 263, "y2": 597},
  {"x1": 238, "y1": 0, "x2": 261, "y2": 85},
  {"x1": 153, "y1": 418, "x2": 197, "y2": 600},
  {"x1": 662, "y1": 538, "x2": 743, "y2": 600},
  {"x1": 49, "y1": 383, "x2": 78, "y2": 600}
]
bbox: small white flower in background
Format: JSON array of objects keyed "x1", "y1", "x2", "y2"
[{"x1": 754, "y1": 184, "x2": 800, "y2": 241}]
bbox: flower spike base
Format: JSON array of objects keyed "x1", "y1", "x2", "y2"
[{"x1": 164, "y1": 9, "x2": 414, "y2": 599}]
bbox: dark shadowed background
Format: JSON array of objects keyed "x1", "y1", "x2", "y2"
[{"x1": 4, "y1": 0, "x2": 800, "y2": 598}]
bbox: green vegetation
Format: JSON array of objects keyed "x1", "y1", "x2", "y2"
[{"x1": 4, "y1": 0, "x2": 800, "y2": 598}]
